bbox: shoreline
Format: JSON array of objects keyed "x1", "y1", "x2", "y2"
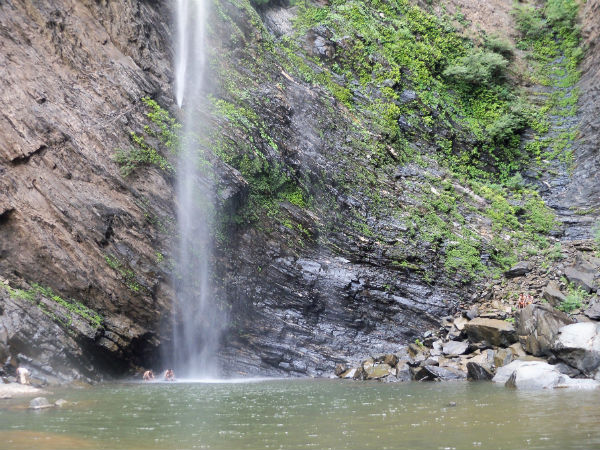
[{"x1": 0, "y1": 383, "x2": 47, "y2": 399}]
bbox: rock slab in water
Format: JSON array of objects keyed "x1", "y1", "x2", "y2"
[
  {"x1": 415, "y1": 365, "x2": 466, "y2": 381},
  {"x1": 55, "y1": 399, "x2": 69, "y2": 407},
  {"x1": 29, "y1": 397, "x2": 53, "y2": 410},
  {"x1": 551, "y1": 322, "x2": 600, "y2": 376},
  {"x1": 464, "y1": 318, "x2": 517, "y2": 347},
  {"x1": 494, "y1": 360, "x2": 600, "y2": 390},
  {"x1": 517, "y1": 304, "x2": 573, "y2": 356},
  {"x1": 466, "y1": 362, "x2": 493, "y2": 380}
]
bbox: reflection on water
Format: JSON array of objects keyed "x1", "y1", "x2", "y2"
[{"x1": 0, "y1": 379, "x2": 599, "y2": 449}]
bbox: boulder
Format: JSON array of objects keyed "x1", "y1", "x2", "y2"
[
  {"x1": 407, "y1": 343, "x2": 426, "y2": 358},
  {"x1": 365, "y1": 364, "x2": 393, "y2": 380},
  {"x1": 442, "y1": 340, "x2": 469, "y2": 356},
  {"x1": 395, "y1": 360, "x2": 412, "y2": 382},
  {"x1": 413, "y1": 364, "x2": 466, "y2": 381},
  {"x1": 352, "y1": 366, "x2": 367, "y2": 380},
  {"x1": 494, "y1": 348, "x2": 515, "y2": 368},
  {"x1": 504, "y1": 362, "x2": 564, "y2": 389},
  {"x1": 553, "y1": 362, "x2": 581, "y2": 378},
  {"x1": 424, "y1": 365, "x2": 467, "y2": 381},
  {"x1": 564, "y1": 266, "x2": 596, "y2": 293},
  {"x1": 430, "y1": 340, "x2": 443, "y2": 357},
  {"x1": 466, "y1": 362, "x2": 493, "y2": 381},
  {"x1": 341, "y1": 368, "x2": 356, "y2": 379},
  {"x1": 55, "y1": 399, "x2": 69, "y2": 407},
  {"x1": 517, "y1": 304, "x2": 573, "y2": 356},
  {"x1": 551, "y1": 322, "x2": 600, "y2": 376},
  {"x1": 584, "y1": 296, "x2": 600, "y2": 320},
  {"x1": 334, "y1": 364, "x2": 347, "y2": 377},
  {"x1": 29, "y1": 397, "x2": 53, "y2": 410},
  {"x1": 383, "y1": 354, "x2": 399, "y2": 367},
  {"x1": 542, "y1": 282, "x2": 566, "y2": 308},
  {"x1": 499, "y1": 360, "x2": 600, "y2": 390},
  {"x1": 504, "y1": 261, "x2": 531, "y2": 278},
  {"x1": 465, "y1": 306, "x2": 479, "y2": 320},
  {"x1": 454, "y1": 316, "x2": 469, "y2": 331},
  {"x1": 464, "y1": 318, "x2": 517, "y2": 347}
]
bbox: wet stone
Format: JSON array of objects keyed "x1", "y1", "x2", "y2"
[
  {"x1": 29, "y1": 397, "x2": 53, "y2": 410},
  {"x1": 504, "y1": 262, "x2": 532, "y2": 278}
]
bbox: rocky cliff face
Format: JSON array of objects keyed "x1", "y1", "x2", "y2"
[
  {"x1": 0, "y1": 0, "x2": 177, "y2": 380},
  {"x1": 573, "y1": 0, "x2": 600, "y2": 217},
  {"x1": 0, "y1": 0, "x2": 598, "y2": 382}
]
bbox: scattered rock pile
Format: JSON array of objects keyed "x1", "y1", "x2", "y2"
[{"x1": 335, "y1": 239, "x2": 600, "y2": 389}]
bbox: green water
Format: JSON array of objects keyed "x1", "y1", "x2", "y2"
[{"x1": 0, "y1": 379, "x2": 598, "y2": 449}]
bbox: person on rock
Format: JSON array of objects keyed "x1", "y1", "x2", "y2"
[
  {"x1": 164, "y1": 369, "x2": 175, "y2": 381},
  {"x1": 16, "y1": 367, "x2": 31, "y2": 385},
  {"x1": 142, "y1": 370, "x2": 154, "y2": 381}
]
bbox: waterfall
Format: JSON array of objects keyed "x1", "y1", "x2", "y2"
[{"x1": 172, "y1": 0, "x2": 224, "y2": 378}]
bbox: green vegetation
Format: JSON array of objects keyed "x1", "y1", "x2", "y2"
[
  {"x1": 513, "y1": 0, "x2": 582, "y2": 170},
  {"x1": 3, "y1": 282, "x2": 103, "y2": 329},
  {"x1": 557, "y1": 283, "x2": 590, "y2": 313},
  {"x1": 114, "y1": 97, "x2": 179, "y2": 177},
  {"x1": 104, "y1": 254, "x2": 143, "y2": 293},
  {"x1": 203, "y1": 0, "x2": 582, "y2": 280},
  {"x1": 443, "y1": 50, "x2": 508, "y2": 87},
  {"x1": 594, "y1": 222, "x2": 600, "y2": 255},
  {"x1": 208, "y1": 96, "x2": 310, "y2": 230}
]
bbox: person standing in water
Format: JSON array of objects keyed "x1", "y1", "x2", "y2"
[
  {"x1": 143, "y1": 370, "x2": 154, "y2": 381},
  {"x1": 164, "y1": 369, "x2": 175, "y2": 381}
]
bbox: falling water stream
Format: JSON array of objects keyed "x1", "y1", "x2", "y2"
[{"x1": 172, "y1": 0, "x2": 224, "y2": 378}]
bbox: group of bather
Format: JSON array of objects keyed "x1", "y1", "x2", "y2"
[{"x1": 142, "y1": 369, "x2": 175, "y2": 382}]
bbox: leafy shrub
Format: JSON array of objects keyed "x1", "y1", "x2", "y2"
[
  {"x1": 512, "y1": 5, "x2": 547, "y2": 41},
  {"x1": 557, "y1": 283, "x2": 590, "y2": 313},
  {"x1": 114, "y1": 132, "x2": 174, "y2": 177},
  {"x1": 545, "y1": 0, "x2": 579, "y2": 31},
  {"x1": 484, "y1": 34, "x2": 514, "y2": 59},
  {"x1": 486, "y1": 101, "x2": 531, "y2": 146},
  {"x1": 443, "y1": 50, "x2": 508, "y2": 87}
]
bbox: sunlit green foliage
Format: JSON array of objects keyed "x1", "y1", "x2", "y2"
[{"x1": 3, "y1": 283, "x2": 103, "y2": 329}]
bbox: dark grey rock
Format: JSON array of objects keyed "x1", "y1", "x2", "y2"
[
  {"x1": 399, "y1": 90, "x2": 418, "y2": 103},
  {"x1": 464, "y1": 318, "x2": 517, "y2": 347},
  {"x1": 395, "y1": 360, "x2": 412, "y2": 382},
  {"x1": 584, "y1": 296, "x2": 600, "y2": 320},
  {"x1": 504, "y1": 262, "x2": 532, "y2": 278},
  {"x1": 517, "y1": 304, "x2": 573, "y2": 356},
  {"x1": 542, "y1": 282, "x2": 566, "y2": 308},
  {"x1": 552, "y1": 362, "x2": 581, "y2": 378},
  {"x1": 398, "y1": 116, "x2": 412, "y2": 132},
  {"x1": 465, "y1": 306, "x2": 479, "y2": 320},
  {"x1": 466, "y1": 362, "x2": 493, "y2": 380},
  {"x1": 564, "y1": 266, "x2": 596, "y2": 293},
  {"x1": 29, "y1": 397, "x2": 52, "y2": 410},
  {"x1": 551, "y1": 322, "x2": 600, "y2": 376},
  {"x1": 422, "y1": 365, "x2": 467, "y2": 381}
]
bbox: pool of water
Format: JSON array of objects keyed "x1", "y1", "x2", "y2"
[{"x1": 0, "y1": 379, "x2": 598, "y2": 449}]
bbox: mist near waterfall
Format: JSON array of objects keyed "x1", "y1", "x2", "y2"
[{"x1": 171, "y1": 0, "x2": 225, "y2": 378}]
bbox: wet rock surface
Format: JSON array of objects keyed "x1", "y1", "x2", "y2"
[
  {"x1": 0, "y1": 0, "x2": 175, "y2": 380},
  {"x1": 0, "y1": 0, "x2": 599, "y2": 384},
  {"x1": 335, "y1": 238, "x2": 600, "y2": 388}
]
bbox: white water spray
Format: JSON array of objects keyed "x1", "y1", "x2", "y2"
[{"x1": 172, "y1": 0, "x2": 224, "y2": 378}]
